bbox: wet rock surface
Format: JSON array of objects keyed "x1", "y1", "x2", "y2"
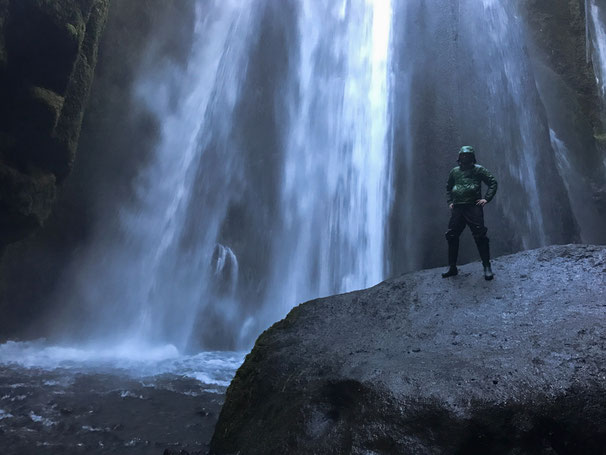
[{"x1": 211, "y1": 244, "x2": 606, "y2": 455}]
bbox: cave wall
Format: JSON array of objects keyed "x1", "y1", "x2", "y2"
[{"x1": 0, "y1": 0, "x2": 110, "y2": 252}]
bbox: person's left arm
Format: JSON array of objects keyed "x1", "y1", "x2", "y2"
[{"x1": 478, "y1": 166, "x2": 498, "y2": 203}]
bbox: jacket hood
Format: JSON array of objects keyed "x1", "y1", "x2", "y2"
[{"x1": 458, "y1": 146, "x2": 477, "y2": 164}]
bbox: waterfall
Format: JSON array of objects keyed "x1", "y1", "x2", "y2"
[
  {"x1": 46, "y1": 0, "x2": 394, "y2": 352},
  {"x1": 549, "y1": 129, "x2": 601, "y2": 242},
  {"x1": 586, "y1": 0, "x2": 606, "y2": 234},
  {"x1": 31, "y1": 0, "x2": 585, "y2": 354},
  {"x1": 589, "y1": 0, "x2": 606, "y2": 99},
  {"x1": 259, "y1": 0, "x2": 394, "y2": 322},
  {"x1": 51, "y1": 1, "x2": 264, "y2": 351},
  {"x1": 125, "y1": 1, "x2": 260, "y2": 349}
]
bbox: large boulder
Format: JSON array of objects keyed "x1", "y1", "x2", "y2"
[
  {"x1": 0, "y1": 0, "x2": 109, "y2": 251},
  {"x1": 211, "y1": 244, "x2": 606, "y2": 454}
]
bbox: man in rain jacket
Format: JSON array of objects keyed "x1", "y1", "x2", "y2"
[{"x1": 442, "y1": 146, "x2": 498, "y2": 280}]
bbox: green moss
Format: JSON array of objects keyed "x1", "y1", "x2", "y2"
[
  {"x1": 594, "y1": 133, "x2": 606, "y2": 144},
  {"x1": 29, "y1": 86, "x2": 65, "y2": 128},
  {"x1": 65, "y1": 22, "x2": 79, "y2": 41},
  {"x1": 30, "y1": 86, "x2": 65, "y2": 108},
  {"x1": 0, "y1": 0, "x2": 110, "y2": 249}
]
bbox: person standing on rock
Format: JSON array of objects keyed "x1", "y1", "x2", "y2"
[{"x1": 442, "y1": 146, "x2": 498, "y2": 280}]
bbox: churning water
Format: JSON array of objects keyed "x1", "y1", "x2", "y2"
[{"x1": 0, "y1": 341, "x2": 243, "y2": 454}]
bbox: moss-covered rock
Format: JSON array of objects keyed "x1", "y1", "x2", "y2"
[
  {"x1": 0, "y1": 0, "x2": 109, "y2": 249},
  {"x1": 0, "y1": 164, "x2": 56, "y2": 245},
  {"x1": 0, "y1": 0, "x2": 197, "y2": 341},
  {"x1": 28, "y1": 86, "x2": 65, "y2": 134}
]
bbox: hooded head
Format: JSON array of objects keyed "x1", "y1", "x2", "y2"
[{"x1": 458, "y1": 145, "x2": 477, "y2": 167}]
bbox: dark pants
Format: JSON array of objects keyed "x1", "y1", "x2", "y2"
[{"x1": 444, "y1": 204, "x2": 490, "y2": 266}]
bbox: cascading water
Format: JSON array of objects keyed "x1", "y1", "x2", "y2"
[
  {"x1": 463, "y1": 0, "x2": 548, "y2": 248},
  {"x1": 548, "y1": 128, "x2": 600, "y2": 243},
  {"x1": 4, "y1": 0, "x2": 589, "y2": 357},
  {"x1": 44, "y1": 1, "x2": 264, "y2": 353},
  {"x1": 28, "y1": 0, "x2": 394, "y2": 354},
  {"x1": 541, "y1": 0, "x2": 606, "y2": 244},
  {"x1": 260, "y1": 0, "x2": 394, "y2": 322},
  {"x1": 589, "y1": 0, "x2": 606, "y2": 100}
]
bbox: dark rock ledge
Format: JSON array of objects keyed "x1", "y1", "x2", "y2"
[{"x1": 210, "y1": 244, "x2": 606, "y2": 455}]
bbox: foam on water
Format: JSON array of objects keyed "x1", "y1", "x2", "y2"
[
  {"x1": 29, "y1": 412, "x2": 56, "y2": 427},
  {"x1": 0, "y1": 340, "x2": 179, "y2": 367},
  {"x1": 0, "y1": 340, "x2": 244, "y2": 387}
]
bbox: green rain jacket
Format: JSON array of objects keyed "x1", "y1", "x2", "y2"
[{"x1": 446, "y1": 146, "x2": 498, "y2": 205}]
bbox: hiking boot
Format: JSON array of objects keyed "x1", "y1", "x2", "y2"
[
  {"x1": 483, "y1": 263, "x2": 494, "y2": 281},
  {"x1": 442, "y1": 266, "x2": 458, "y2": 278}
]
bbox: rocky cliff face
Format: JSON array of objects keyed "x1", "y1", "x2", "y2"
[
  {"x1": 522, "y1": 0, "x2": 602, "y2": 132},
  {"x1": 211, "y1": 245, "x2": 606, "y2": 455},
  {"x1": 0, "y1": 0, "x2": 109, "y2": 251},
  {"x1": 520, "y1": 0, "x2": 606, "y2": 230},
  {"x1": 0, "y1": 0, "x2": 195, "y2": 340}
]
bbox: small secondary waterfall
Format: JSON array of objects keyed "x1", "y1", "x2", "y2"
[
  {"x1": 589, "y1": 0, "x2": 606, "y2": 100},
  {"x1": 464, "y1": 0, "x2": 548, "y2": 248}
]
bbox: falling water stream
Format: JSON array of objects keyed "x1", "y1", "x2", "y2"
[
  {"x1": 260, "y1": 0, "x2": 393, "y2": 321},
  {"x1": 590, "y1": 0, "x2": 606, "y2": 99}
]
